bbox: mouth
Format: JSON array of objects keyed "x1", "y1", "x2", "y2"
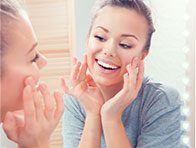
[{"x1": 95, "y1": 59, "x2": 120, "y2": 71}]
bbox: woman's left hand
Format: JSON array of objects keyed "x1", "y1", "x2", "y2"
[
  {"x1": 101, "y1": 57, "x2": 144, "y2": 122},
  {"x1": 2, "y1": 77, "x2": 64, "y2": 148}
]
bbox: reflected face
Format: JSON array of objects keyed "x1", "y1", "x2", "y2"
[
  {"x1": 0, "y1": 11, "x2": 47, "y2": 120},
  {"x1": 87, "y1": 6, "x2": 149, "y2": 86}
]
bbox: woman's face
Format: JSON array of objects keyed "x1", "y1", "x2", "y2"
[
  {"x1": 0, "y1": 11, "x2": 47, "y2": 120},
  {"x1": 87, "y1": 6, "x2": 149, "y2": 86}
]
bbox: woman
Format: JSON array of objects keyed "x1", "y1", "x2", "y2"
[
  {"x1": 0, "y1": 0, "x2": 64, "y2": 147},
  {"x1": 62, "y1": 0, "x2": 183, "y2": 148}
]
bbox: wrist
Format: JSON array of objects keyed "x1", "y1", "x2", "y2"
[
  {"x1": 86, "y1": 113, "x2": 101, "y2": 121},
  {"x1": 101, "y1": 115, "x2": 122, "y2": 126},
  {"x1": 101, "y1": 110, "x2": 122, "y2": 122}
]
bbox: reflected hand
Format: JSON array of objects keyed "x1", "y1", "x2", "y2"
[
  {"x1": 101, "y1": 58, "x2": 144, "y2": 122},
  {"x1": 61, "y1": 55, "x2": 104, "y2": 116}
]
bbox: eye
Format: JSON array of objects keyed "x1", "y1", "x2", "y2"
[
  {"x1": 31, "y1": 53, "x2": 39, "y2": 63},
  {"x1": 94, "y1": 35, "x2": 106, "y2": 42},
  {"x1": 119, "y1": 43, "x2": 132, "y2": 49}
]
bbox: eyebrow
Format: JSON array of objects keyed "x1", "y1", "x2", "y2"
[
  {"x1": 96, "y1": 26, "x2": 109, "y2": 33},
  {"x1": 96, "y1": 26, "x2": 138, "y2": 40},
  {"x1": 26, "y1": 42, "x2": 38, "y2": 54},
  {"x1": 121, "y1": 34, "x2": 139, "y2": 41}
]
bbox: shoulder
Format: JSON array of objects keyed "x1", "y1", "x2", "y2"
[
  {"x1": 63, "y1": 94, "x2": 86, "y2": 119},
  {"x1": 139, "y1": 76, "x2": 182, "y2": 108}
]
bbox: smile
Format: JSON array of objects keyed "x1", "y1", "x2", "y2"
[{"x1": 95, "y1": 59, "x2": 120, "y2": 71}]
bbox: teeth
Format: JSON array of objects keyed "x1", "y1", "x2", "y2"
[{"x1": 97, "y1": 60, "x2": 118, "y2": 70}]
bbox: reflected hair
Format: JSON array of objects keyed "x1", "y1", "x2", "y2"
[{"x1": 89, "y1": 0, "x2": 155, "y2": 51}]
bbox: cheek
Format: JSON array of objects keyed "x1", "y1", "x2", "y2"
[
  {"x1": 1, "y1": 68, "x2": 26, "y2": 111},
  {"x1": 2, "y1": 64, "x2": 40, "y2": 111},
  {"x1": 87, "y1": 38, "x2": 102, "y2": 54},
  {"x1": 119, "y1": 52, "x2": 134, "y2": 66},
  {"x1": 119, "y1": 50, "x2": 142, "y2": 66},
  {"x1": 87, "y1": 39, "x2": 102, "y2": 68}
]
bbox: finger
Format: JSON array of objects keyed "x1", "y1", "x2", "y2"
[
  {"x1": 86, "y1": 74, "x2": 96, "y2": 87},
  {"x1": 77, "y1": 54, "x2": 88, "y2": 81},
  {"x1": 2, "y1": 112, "x2": 18, "y2": 142},
  {"x1": 12, "y1": 110, "x2": 25, "y2": 127},
  {"x1": 33, "y1": 88, "x2": 45, "y2": 122},
  {"x1": 25, "y1": 76, "x2": 36, "y2": 91},
  {"x1": 131, "y1": 57, "x2": 139, "y2": 69},
  {"x1": 23, "y1": 85, "x2": 36, "y2": 126},
  {"x1": 60, "y1": 77, "x2": 69, "y2": 92},
  {"x1": 39, "y1": 82, "x2": 55, "y2": 121},
  {"x1": 126, "y1": 64, "x2": 135, "y2": 84},
  {"x1": 75, "y1": 81, "x2": 88, "y2": 99},
  {"x1": 53, "y1": 90, "x2": 64, "y2": 121},
  {"x1": 72, "y1": 56, "x2": 77, "y2": 65},
  {"x1": 70, "y1": 60, "x2": 81, "y2": 81},
  {"x1": 123, "y1": 73, "x2": 130, "y2": 89},
  {"x1": 127, "y1": 58, "x2": 138, "y2": 85},
  {"x1": 135, "y1": 60, "x2": 144, "y2": 91}
]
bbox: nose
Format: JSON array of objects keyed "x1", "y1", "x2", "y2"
[
  {"x1": 38, "y1": 53, "x2": 47, "y2": 69},
  {"x1": 103, "y1": 39, "x2": 116, "y2": 57}
]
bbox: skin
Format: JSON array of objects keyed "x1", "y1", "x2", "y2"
[
  {"x1": 0, "y1": 10, "x2": 64, "y2": 148},
  {"x1": 61, "y1": 6, "x2": 149, "y2": 148}
]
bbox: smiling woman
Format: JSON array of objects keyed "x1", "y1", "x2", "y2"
[{"x1": 62, "y1": 0, "x2": 185, "y2": 148}]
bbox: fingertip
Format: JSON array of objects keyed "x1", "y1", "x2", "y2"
[
  {"x1": 72, "y1": 56, "x2": 77, "y2": 64},
  {"x1": 77, "y1": 61, "x2": 81, "y2": 67},
  {"x1": 132, "y1": 57, "x2": 139, "y2": 68},
  {"x1": 123, "y1": 73, "x2": 129, "y2": 80},
  {"x1": 126, "y1": 64, "x2": 131, "y2": 73},
  {"x1": 60, "y1": 76, "x2": 65, "y2": 81},
  {"x1": 54, "y1": 89, "x2": 61, "y2": 98},
  {"x1": 24, "y1": 76, "x2": 36, "y2": 87}
]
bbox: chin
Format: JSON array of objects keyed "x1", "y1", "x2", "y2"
[{"x1": 93, "y1": 74, "x2": 123, "y2": 87}]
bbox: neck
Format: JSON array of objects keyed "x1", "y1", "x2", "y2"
[{"x1": 97, "y1": 81, "x2": 124, "y2": 102}]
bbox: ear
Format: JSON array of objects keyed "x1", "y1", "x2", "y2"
[{"x1": 141, "y1": 50, "x2": 149, "y2": 60}]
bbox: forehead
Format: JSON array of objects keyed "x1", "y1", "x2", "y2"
[
  {"x1": 4, "y1": 11, "x2": 37, "y2": 55},
  {"x1": 92, "y1": 6, "x2": 148, "y2": 38}
]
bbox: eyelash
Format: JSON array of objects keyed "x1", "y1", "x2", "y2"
[
  {"x1": 94, "y1": 35, "x2": 106, "y2": 42},
  {"x1": 119, "y1": 43, "x2": 132, "y2": 49},
  {"x1": 31, "y1": 54, "x2": 39, "y2": 63}
]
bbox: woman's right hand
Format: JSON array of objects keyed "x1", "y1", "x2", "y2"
[{"x1": 61, "y1": 55, "x2": 104, "y2": 116}]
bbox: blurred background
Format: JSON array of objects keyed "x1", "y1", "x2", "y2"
[{"x1": 1, "y1": 0, "x2": 195, "y2": 147}]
